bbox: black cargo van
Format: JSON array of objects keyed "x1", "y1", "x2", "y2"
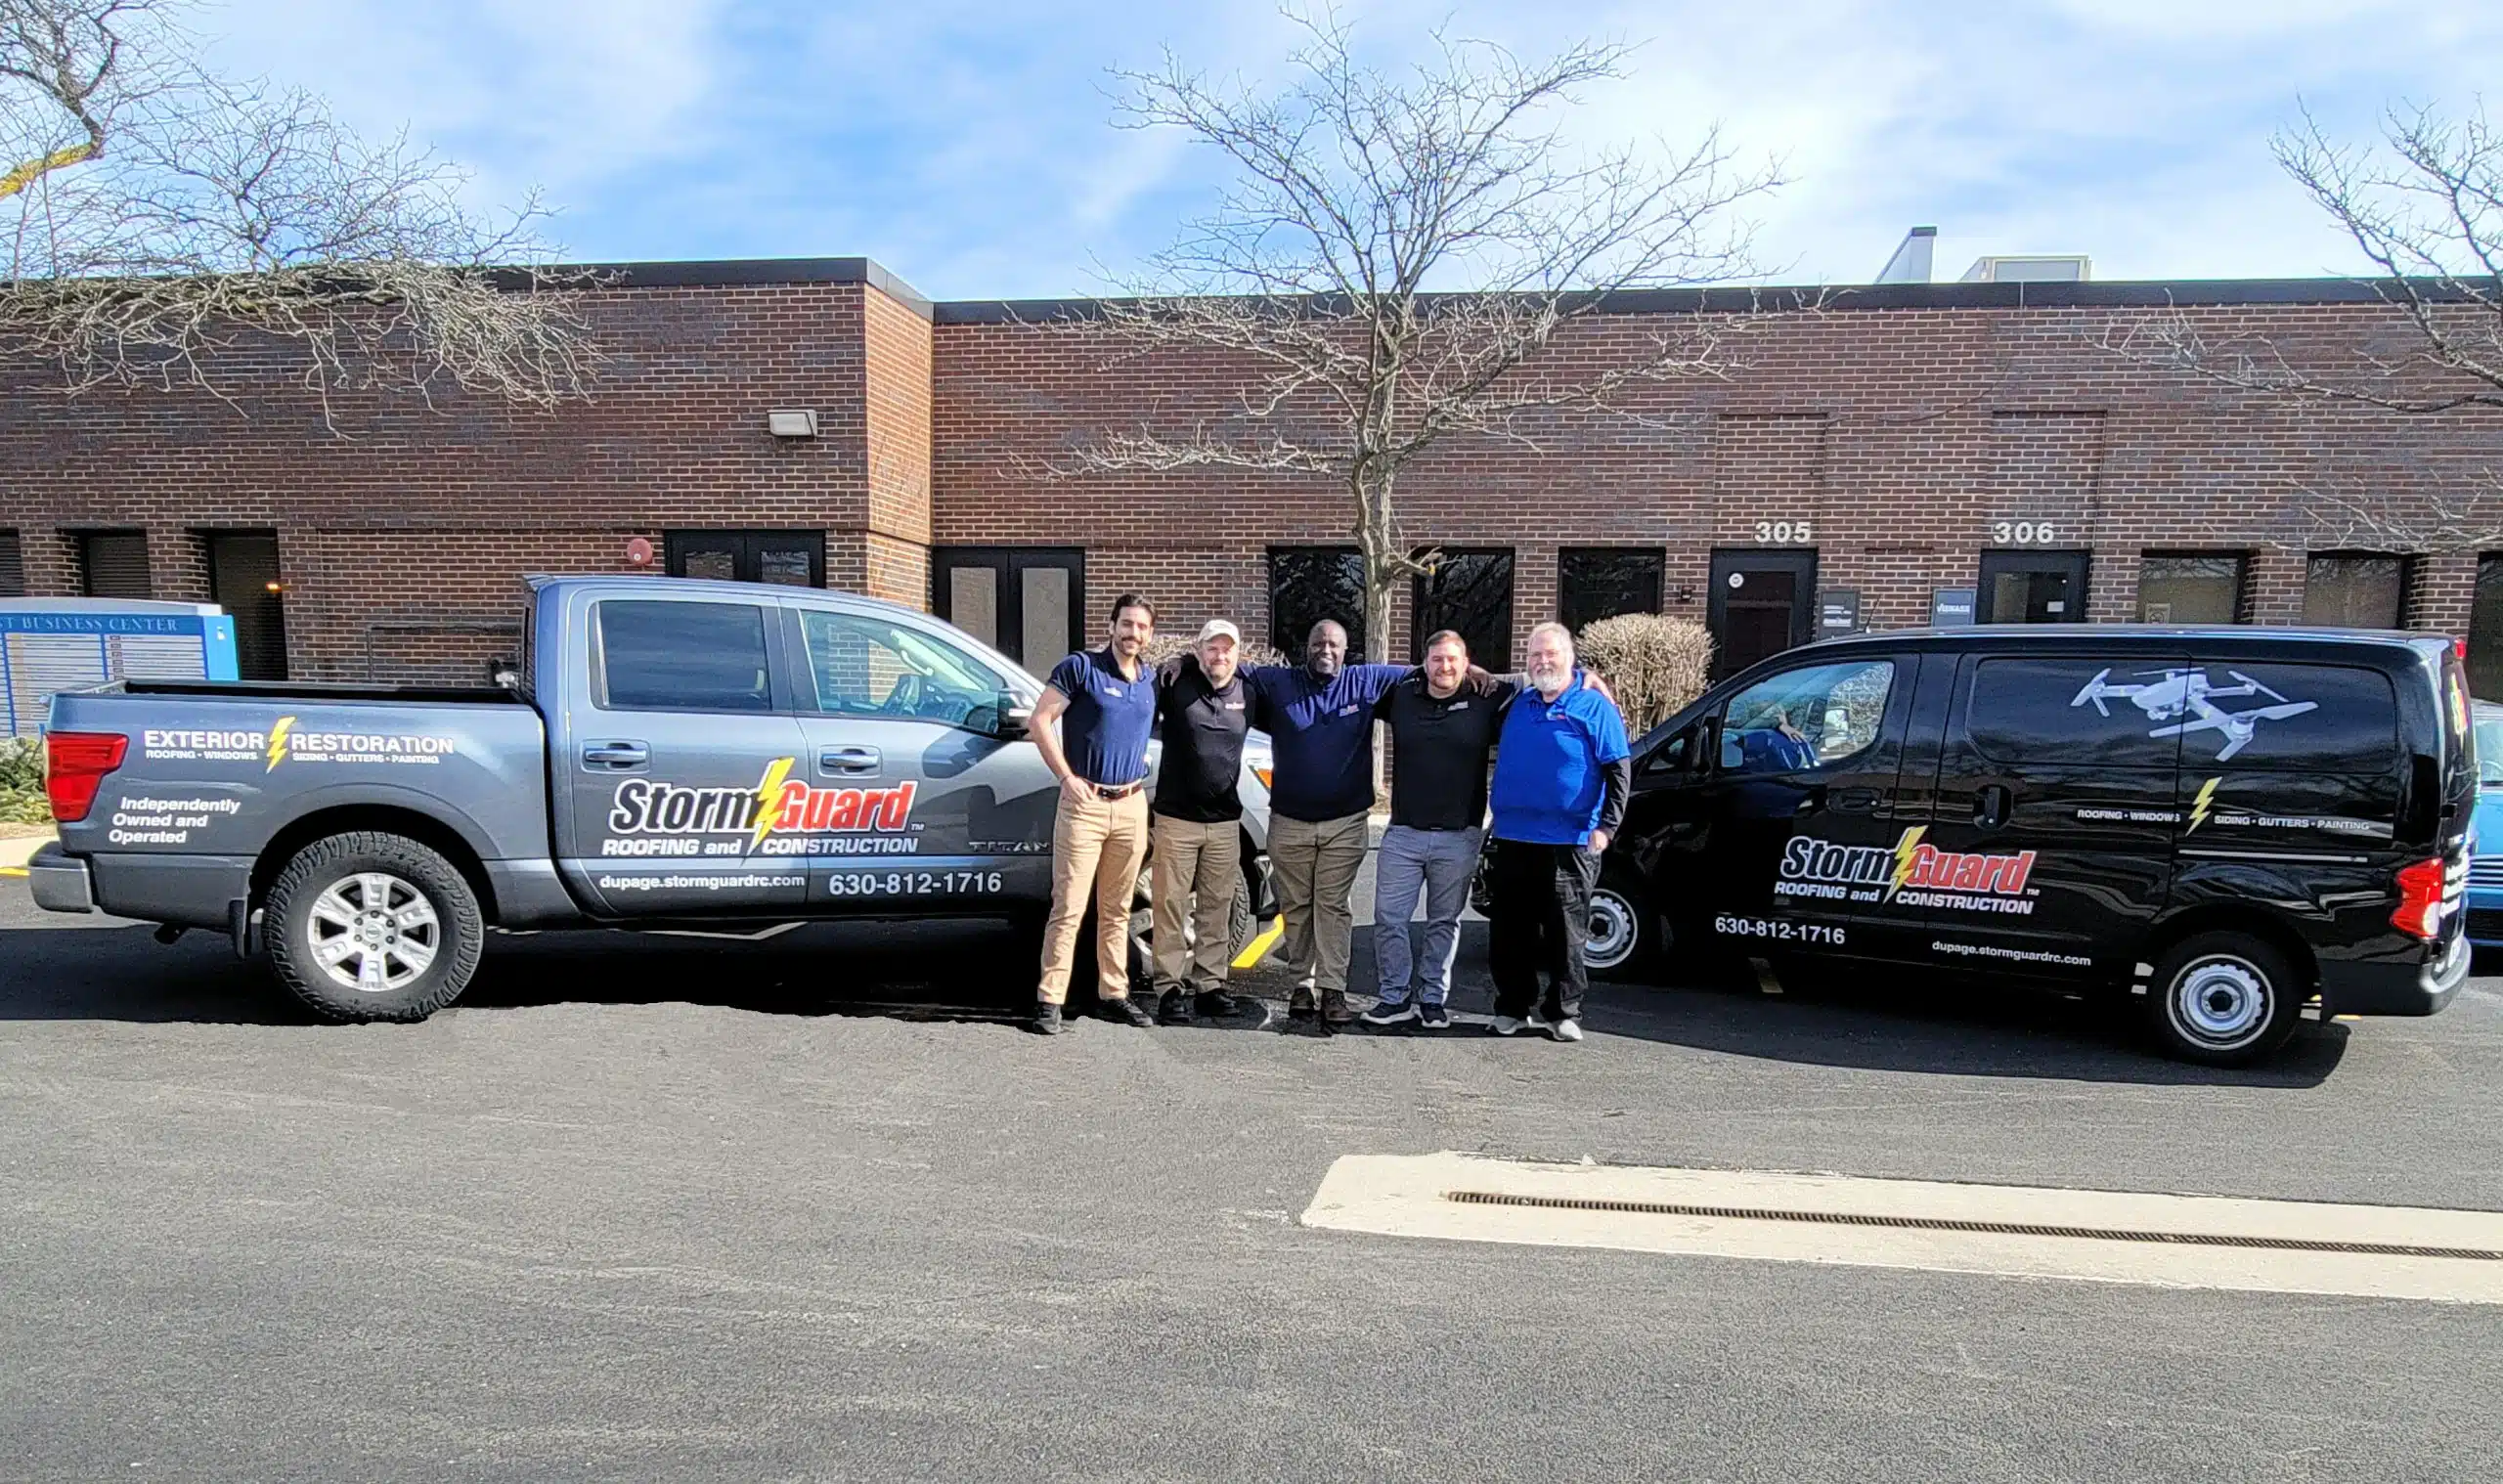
[{"x1": 1602, "y1": 626, "x2": 2474, "y2": 1065}]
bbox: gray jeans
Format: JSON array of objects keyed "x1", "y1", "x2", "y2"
[{"x1": 1373, "y1": 823, "x2": 1483, "y2": 1006}]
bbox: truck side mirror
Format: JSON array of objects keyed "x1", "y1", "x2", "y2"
[
  {"x1": 999, "y1": 695, "x2": 1035, "y2": 739},
  {"x1": 1704, "y1": 716, "x2": 1731, "y2": 772}
]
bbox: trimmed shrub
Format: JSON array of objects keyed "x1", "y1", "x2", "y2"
[
  {"x1": 1142, "y1": 633, "x2": 1289, "y2": 672},
  {"x1": 1575, "y1": 613, "x2": 1714, "y2": 735},
  {"x1": 0, "y1": 738, "x2": 48, "y2": 825}
]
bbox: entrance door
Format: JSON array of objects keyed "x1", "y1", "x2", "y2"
[
  {"x1": 1978, "y1": 550, "x2": 2089, "y2": 623},
  {"x1": 1707, "y1": 548, "x2": 1817, "y2": 682},
  {"x1": 205, "y1": 531, "x2": 288, "y2": 680},
  {"x1": 666, "y1": 530, "x2": 825, "y2": 588},
  {"x1": 933, "y1": 546, "x2": 1086, "y2": 678}
]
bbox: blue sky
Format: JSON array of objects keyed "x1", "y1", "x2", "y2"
[{"x1": 199, "y1": 0, "x2": 2503, "y2": 299}]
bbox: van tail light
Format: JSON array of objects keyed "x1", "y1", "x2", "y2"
[
  {"x1": 43, "y1": 731, "x2": 128, "y2": 823},
  {"x1": 2392, "y1": 856, "x2": 2446, "y2": 940}
]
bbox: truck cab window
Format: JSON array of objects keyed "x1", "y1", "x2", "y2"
[
  {"x1": 797, "y1": 608, "x2": 1009, "y2": 730},
  {"x1": 1717, "y1": 661, "x2": 1894, "y2": 775},
  {"x1": 593, "y1": 600, "x2": 772, "y2": 713}
]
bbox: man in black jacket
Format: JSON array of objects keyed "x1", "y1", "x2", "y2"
[{"x1": 1149, "y1": 620, "x2": 1255, "y2": 1024}]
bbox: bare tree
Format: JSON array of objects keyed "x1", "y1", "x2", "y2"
[
  {"x1": 1053, "y1": 8, "x2": 1783, "y2": 661},
  {"x1": 0, "y1": 0, "x2": 597, "y2": 422},
  {"x1": 2099, "y1": 102, "x2": 2503, "y2": 549}
]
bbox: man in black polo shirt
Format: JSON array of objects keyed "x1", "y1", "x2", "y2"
[
  {"x1": 1362, "y1": 630, "x2": 1517, "y2": 1028},
  {"x1": 1026, "y1": 593, "x2": 1162, "y2": 1035},
  {"x1": 1148, "y1": 619, "x2": 1254, "y2": 1025}
]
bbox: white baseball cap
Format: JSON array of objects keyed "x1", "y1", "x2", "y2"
[{"x1": 1195, "y1": 619, "x2": 1243, "y2": 645}]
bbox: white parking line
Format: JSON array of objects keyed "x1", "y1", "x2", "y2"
[{"x1": 1300, "y1": 1153, "x2": 2503, "y2": 1305}]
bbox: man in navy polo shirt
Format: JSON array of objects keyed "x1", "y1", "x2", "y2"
[
  {"x1": 1219, "y1": 619, "x2": 1410, "y2": 1026},
  {"x1": 1026, "y1": 592, "x2": 1163, "y2": 1035},
  {"x1": 1486, "y1": 621, "x2": 1632, "y2": 1042}
]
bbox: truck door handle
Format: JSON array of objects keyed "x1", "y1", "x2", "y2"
[
  {"x1": 1832, "y1": 787, "x2": 1882, "y2": 813},
  {"x1": 582, "y1": 741, "x2": 648, "y2": 768},
  {"x1": 1974, "y1": 783, "x2": 2011, "y2": 830},
  {"x1": 819, "y1": 745, "x2": 881, "y2": 774}
]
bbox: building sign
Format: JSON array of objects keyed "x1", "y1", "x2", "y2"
[
  {"x1": 1930, "y1": 588, "x2": 1977, "y2": 627},
  {"x1": 1817, "y1": 589, "x2": 1862, "y2": 638}
]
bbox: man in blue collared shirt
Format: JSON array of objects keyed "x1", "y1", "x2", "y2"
[
  {"x1": 1026, "y1": 592, "x2": 1162, "y2": 1034},
  {"x1": 1486, "y1": 622, "x2": 1632, "y2": 1042}
]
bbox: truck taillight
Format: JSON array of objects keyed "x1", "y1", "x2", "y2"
[
  {"x1": 44, "y1": 731, "x2": 128, "y2": 823},
  {"x1": 2392, "y1": 856, "x2": 2446, "y2": 940}
]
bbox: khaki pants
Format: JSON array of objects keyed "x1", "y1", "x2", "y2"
[
  {"x1": 1151, "y1": 813, "x2": 1242, "y2": 994},
  {"x1": 1269, "y1": 810, "x2": 1369, "y2": 993},
  {"x1": 1037, "y1": 789, "x2": 1149, "y2": 1006}
]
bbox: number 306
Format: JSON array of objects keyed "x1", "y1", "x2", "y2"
[{"x1": 1994, "y1": 521, "x2": 2057, "y2": 545}]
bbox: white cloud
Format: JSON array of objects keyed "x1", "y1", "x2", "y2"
[{"x1": 173, "y1": 0, "x2": 2503, "y2": 291}]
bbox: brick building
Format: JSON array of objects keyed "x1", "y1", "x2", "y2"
[{"x1": 4, "y1": 257, "x2": 2500, "y2": 693}]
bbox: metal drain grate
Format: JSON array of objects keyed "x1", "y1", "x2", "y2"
[{"x1": 1442, "y1": 1191, "x2": 2503, "y2": 1262}]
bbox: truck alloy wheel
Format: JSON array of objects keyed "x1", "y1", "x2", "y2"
[
  {"x1": 2144, "y1": 932, "x2": 2302, "y2": 1067},
  {"x1": 265, "y1": 831, "x2": 484, "y2": 1023}
]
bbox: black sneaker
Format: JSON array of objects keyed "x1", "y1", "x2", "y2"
[
  {"x1": 1029, "y1": 1003, "x2": 1063, "y2": 1035},
  {"x1": 1288, "y1": 987, "x2": 1317, "y2": 1022},
  {"x1": 1194, "y1": 989, "x2": 1242, "y2": 1019},
  {"x1": 1417, "y1": 1003, "x2": 1452, "y2": 1029},
  {"x1": 1156, "y1": 988, "x2": 1192, "y2": 1026},
  {"x1": 1098, "y1": 995, "x2": 1154, "y2": 1027},
  {"x1": 1361, "y1": 997, "x2": 1420, "y2": 1027}
]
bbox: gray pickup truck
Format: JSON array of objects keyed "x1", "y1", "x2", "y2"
[{"x1": 27, "y1": 575, "x2": 1275, "y2": 1021}]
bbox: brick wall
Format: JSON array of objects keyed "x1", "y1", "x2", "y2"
[{"x1": 4, "y1": 265, "x2": 2499, "y2": 685}]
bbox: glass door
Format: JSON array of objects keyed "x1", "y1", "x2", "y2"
[
  {"x1": 1978, "y1": 550, "x2": 2089, "y2": 623},
  {"x1": 932, "y1": 546, "x2": 1086, "y2": 677},
  {"x1": 665, "y1": 530, "x2": 825, "y2": 588},
  {"x1": 1707, "y1": 547, "x2": 1818, "y2": 681}
]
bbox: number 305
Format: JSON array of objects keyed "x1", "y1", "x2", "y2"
[{"x1": 1754, "y1": 520, "x2": 1812, "y2": 543}]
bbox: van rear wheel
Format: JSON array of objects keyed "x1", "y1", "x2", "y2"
[
  {"x1": 265, "y1": 831, "x2": 483, "y2": 1024},
  {"x1": 2142, "y1": 932, "x2": 2303, "y2": 1067}
]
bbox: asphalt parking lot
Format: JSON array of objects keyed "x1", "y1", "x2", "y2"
[{"x1": 5, "y1": 868, "x2": 2503, "y2": 1482}]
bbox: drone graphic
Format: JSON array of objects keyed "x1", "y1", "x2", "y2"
[{"x1": 2070, "y1": 667, "x2": 2319, "y2": 762}]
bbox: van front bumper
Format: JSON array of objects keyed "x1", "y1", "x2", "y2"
[
  {"x1": 25, "y1": 844, "x2": 95, "y2": 914},
  {"x1": 2320, "y1": 933, "x2": 2471, "y2": 1018}
]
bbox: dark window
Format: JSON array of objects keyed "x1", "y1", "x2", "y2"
[
  {"x1": 1412, "y1": 547, "x2": 1515, "y2": 665},
  {"x1": 594, "y1": 600, "x2": 773, "y2": 713},
  {"x1": 1268, "y1": 546, "x2": 1366, "y2": 657},
  {"x1": 78, "y1": 531, "x2": 152, "y2": 598},
  {"x1": 1559, "y1": 547, "x2": 1663, "y2": 634},
  {"x1": 1968, "y1": 658, "x2": 2185, "y2": 768},
  {"x1": 204, "y1": 532, "x2": 288, "y2": 680},
  {"x1": 1717, "y1": 660, "x2": 1895, "y2": 775},
  {"x1": 931, "y1": 546, "x2": 1085, "y2": 679},
  {"x1": 2304, "y1": 554, "x2": 2408, "y2": 629},
  {"x1": 664, "y1": 530, "x2": 824, "y2": 588},
  {"x1": 2137, "y1": 553, "x2": 2244, "y2": 625},
  {"x1": 2187, "y1": 663, "x2": 2397, "y2": 771},
  {"x1": 0, "y1": 530, "x2": 22, "y2": 597},
  {"x1": 2469, "y1": 554, "x2": 2503, "y2": 700}
]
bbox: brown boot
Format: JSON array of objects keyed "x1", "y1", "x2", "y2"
[
  {"x1": 1288, "y1": 987, "x2": 1317, "y2": 1022},
  {"x1": 1320, "y1": 988, "x2": 1354, "y2": 1025}
]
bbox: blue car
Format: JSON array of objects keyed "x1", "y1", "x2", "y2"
[{"x1": 2471, "y1": 701, "x2": 2503, "y2": 947}]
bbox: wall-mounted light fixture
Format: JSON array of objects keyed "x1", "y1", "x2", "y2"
[
  {"x1": 263, "y1": 580, "x2": 285, "y2": 594},
  {"x1": 766, "y1": 409, "x2": 819, "y2": 439}
]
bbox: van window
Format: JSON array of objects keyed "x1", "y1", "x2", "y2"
[
  {"x1": 2188, "y1": 663, "x2": 2397, "y2": 771},
  {"x1": 594, "y1": 600, "x2": 773, "y2": 713},
  {"x1": 1970, "y1": 658, "x2": 2184, "y2": 768},
  {"x1": 1718, "y1": 660, "x2": 1893, "y2": 774}
]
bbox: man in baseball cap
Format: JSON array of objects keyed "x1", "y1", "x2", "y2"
[{"x1": 1147, "y1": 618, "x2": 1256, "y2": 1024}]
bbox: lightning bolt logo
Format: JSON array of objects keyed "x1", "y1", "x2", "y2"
[
  {"x1": 265, "y1": 716, "x2": 295, "y2": 772},
  {"x1": 1889, "y1": 825, "x2": 1927, "y2": 896},
  {"x1": 747, "y1": 756, "x2": 796, "y2": 851},
  {"x1": 2188, "y1": 776, "x2": 2218, "y2": 833}
]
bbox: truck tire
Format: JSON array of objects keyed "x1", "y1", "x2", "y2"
[
  {"x1": 2141, "y1": 931, "x2": 2304, "y2": 1067},
  {"x1": 264, "y1": 831, "x2": 484, "y2": 1024}
]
